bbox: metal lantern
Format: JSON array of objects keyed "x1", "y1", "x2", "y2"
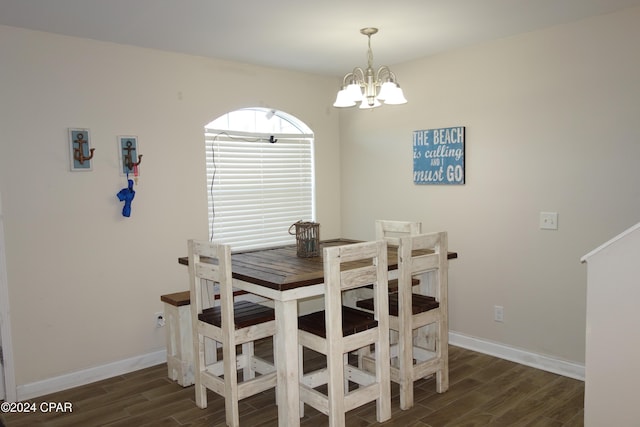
[{"x1": 288, "y1": 221, "x2": 320, "y2": 257}]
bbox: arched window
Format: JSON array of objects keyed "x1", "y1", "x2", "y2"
[{"x1": 205, "y1": 108, "x2": 315, "y2": 250}]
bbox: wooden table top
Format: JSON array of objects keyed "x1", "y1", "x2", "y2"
[{"x1": 178, "y1": 238, "x2": 458, "y2": 292}]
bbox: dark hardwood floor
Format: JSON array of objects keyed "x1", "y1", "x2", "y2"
[{"x1": 1, "y1": 343, "x2": 584, "y2": 426}]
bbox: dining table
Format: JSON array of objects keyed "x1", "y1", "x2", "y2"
[{"x1": 179, "y1": 238, "x2": 457, "y2": 426}]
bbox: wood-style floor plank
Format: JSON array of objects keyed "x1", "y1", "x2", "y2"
[{"x1": 0, "y1": 343, "x2": 584, "y2": 426}]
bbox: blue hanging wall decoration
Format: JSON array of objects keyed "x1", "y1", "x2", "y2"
[{"x1": 117, "y1": 178, "x2": 136, "y2": 217}]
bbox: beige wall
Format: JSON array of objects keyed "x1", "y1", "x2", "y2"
[
  {"x1": 2, "y1": 6, "x2": 640, "y2": 394},
  {"x1": 0, "y1": 25, "x2": 341, "y2": 387},
  {"x1": 339, "y1": 7, "x2": 640, "y2": 364}
]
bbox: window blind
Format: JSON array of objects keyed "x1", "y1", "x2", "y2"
[{"x1": 205, "y1": 130, "x2": 315, "y2": 251}]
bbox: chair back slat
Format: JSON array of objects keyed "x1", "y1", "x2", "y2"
[
  {"x1": 375, "y1": 220, "x2": 422, "y2": 246},
  {"x1": 340, "y1": 266, "x2": 378, "y2": 291},
  {"x1": 195, "y1": 262, "x2": 221, "y2": 283},
  {"x1": 192, "y1": 240, "x2": 223, "y2": 259},
  {"x1": 411, "y1": 232, "x2": 440, "y2": 251},
  {"x1": 327, "y1": 239, "x2": 379, "y2": 261},
  {"x1": 409, "y1": 253, "x2": 439, "y2": 273}
]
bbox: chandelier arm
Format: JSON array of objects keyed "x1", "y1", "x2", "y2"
[
  {"x1": 341, "y1": 72, "x2": 354, "y2": 86},
  {"x1": 375, "y1": 65, "x2": 395, "y2": 83},
  {"x1": 351, "y1": 67, "x2": 366, "y2": 84}
]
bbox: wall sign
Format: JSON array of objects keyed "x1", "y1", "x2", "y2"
[{"x1": 413, "y1": 126, "x2": 465, "y2": 185}]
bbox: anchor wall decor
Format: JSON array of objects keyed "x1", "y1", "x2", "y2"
[
  {"x1": 118, "y1": 136, "x2": 143, "y2": 175},
  {"x1": 68, "y1": 128, "x2": 95, "y2": 171}
]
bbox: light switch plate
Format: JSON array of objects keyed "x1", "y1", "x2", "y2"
[{"x1": 540, "y1": 212, "x2": 558, "y2": 230}]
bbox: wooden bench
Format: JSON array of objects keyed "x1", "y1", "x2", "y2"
[
  {"x1": 160, "y1": 288, "x2": 254, "y2": 387},
  {"x1": 161, "y1": 291, "x2": 194, "y2": 387}
]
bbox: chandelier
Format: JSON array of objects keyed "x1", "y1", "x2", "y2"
[{"x1": 333, "y1": 27, "x2": 407, "y2": 109}]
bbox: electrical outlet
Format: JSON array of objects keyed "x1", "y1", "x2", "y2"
[
  {"x1": 494, "y1": 305, "x2": 504, "y2": 322},
  {"x1": 539, "y1": 212, "x2": 558, "y2": 230},
  {"x1": 155, "y1": 312, "x2": 165, "y2": 328}
]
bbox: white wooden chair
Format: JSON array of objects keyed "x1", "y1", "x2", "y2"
[
  {"x1": 188, "y1": 239, "x2": 277, "y2": 426},
  {"x1": 358, "y1": 231, "x2": 449, "y2": 410},
  {"x1": 297, "y1": 240, "x2": 391, "y2": 426}
]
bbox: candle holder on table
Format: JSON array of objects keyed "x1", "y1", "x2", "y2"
[{"x1": 289, "y1": 221, "x2": 320, "y2": 258}]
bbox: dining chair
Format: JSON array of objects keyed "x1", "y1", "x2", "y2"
[
  {"x1": 297, "y1": 240, "x2": 391, "y2": 426},
  {"x1": 357, "y1": 231, "x2": 449, "y2": 410},
  {"x1": 188, "y1": 239, "x2": 277, "y2": 426},
  {"x1": 347, "y1": 219, "x2": 423, "y2": 364}
]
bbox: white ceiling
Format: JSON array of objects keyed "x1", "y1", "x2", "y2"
[{"x1": 2, "y1": 0, "x2": 640, "y2": 76}]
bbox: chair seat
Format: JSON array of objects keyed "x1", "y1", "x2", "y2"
[
  {"x1": 199, "y1": 300, "x2": 275, "y2": 329},
  {"x1": 298, "y1": 306, "x2": 377, "y2": 338},
  {"x1": 357, "y1": 293, "x2": 439, "y2": 316}
]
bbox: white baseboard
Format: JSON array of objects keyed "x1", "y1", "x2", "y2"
[
  {"x1": 14, "y1": 332, "x2": 584, "y2": 401},
  {"x1": 16, "y1": 350, "x2": 167, "y2": 401},
  {"x1": 449, "y1": 331, "x2": 585, "y2": 381}
]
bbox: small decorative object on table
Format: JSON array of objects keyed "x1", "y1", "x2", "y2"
[{"x1": 289, "y1": 221, "x2": 320, "y2": 257}]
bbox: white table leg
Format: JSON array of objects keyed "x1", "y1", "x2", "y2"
[{"x1": 275, "y1": 299, "x2": 300, "y2": 427}]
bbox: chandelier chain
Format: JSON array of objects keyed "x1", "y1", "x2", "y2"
[{"x1": 367, "y1": 34, "x2": 374, "y2": 70}]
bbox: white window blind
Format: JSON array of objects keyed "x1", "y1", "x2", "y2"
[{"x1": 206, "y1": 129, "x2": 315, "y2": 251}]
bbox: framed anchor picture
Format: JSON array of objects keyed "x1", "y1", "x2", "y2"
[{"x1": 68, "y1": 128, "x2": 94, "y2": 171}]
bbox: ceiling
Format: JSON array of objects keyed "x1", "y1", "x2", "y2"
[{"x1": 2, "y1": 0, "x2": 640, "y2": 77}]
